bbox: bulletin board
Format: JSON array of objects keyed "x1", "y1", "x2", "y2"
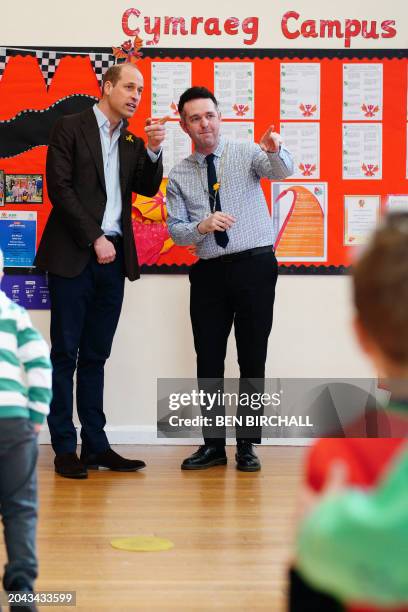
[{"x1": 0, "y1": 46, "x2": 407, "y2": 302}]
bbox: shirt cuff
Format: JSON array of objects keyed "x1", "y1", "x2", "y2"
[
  {"x1": 266, "y1": 144, "x2": 282, "y2": 156},
  {"x1": 147, "y1": 147, "x2": 162, "y2": 163},
  {"x1": 192, "y1": 223, "x2": 208, "y2": 244}
]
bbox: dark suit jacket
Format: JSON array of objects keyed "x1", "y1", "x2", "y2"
[{"x1": 35, "y1": 107, "x2": 163, "y2": 280}]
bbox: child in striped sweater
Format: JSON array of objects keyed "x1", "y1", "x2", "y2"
[{"x1": 0, "y1": 249, "x2": 52, "y2": 611}]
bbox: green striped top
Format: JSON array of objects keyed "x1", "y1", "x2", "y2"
[{"x1": 0, "y1": 289, "x2": 52, "y2": 424}]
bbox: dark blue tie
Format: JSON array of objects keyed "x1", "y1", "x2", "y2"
[{"x1": 206, "y1": 153, "x2": 229, "y2": 248}]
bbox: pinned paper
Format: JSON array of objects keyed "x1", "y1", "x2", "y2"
[
  {"x1": 272, "y1": 183, "x2": 327, "y2": 262},
  {"x1": 214, "y1": 62, "x2": 254, "y2": 119}
]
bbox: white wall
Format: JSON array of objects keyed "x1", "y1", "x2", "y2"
[
  {"x1": 4, "y1": 0, "x2": 407, "y2": 48},
  {"x1": 32, "y1": 274, "x2": 375, "y2": 443}
]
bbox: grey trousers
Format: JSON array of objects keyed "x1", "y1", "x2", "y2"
[{"x1": 0, "y1": 418, "x2": 38, "y2": 595}]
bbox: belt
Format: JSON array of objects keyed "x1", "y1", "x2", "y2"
[
  {"x1": 105, "y1": 234, "x2": 122, "y2": 246},
  {"x1": 208, "y1": 245, "x2": 274, "y2": 263}
]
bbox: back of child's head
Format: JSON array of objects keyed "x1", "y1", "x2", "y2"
[{"x1": 353, "y1": 213, "x2": 408, "y2": 366}]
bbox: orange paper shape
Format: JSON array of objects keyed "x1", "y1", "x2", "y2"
[
  {"x1": 275, "y1": 186, "x2": 324, "y2": 259},
  {"x1": 132, "y1": 179, "x2": 174, "y2": 265}
]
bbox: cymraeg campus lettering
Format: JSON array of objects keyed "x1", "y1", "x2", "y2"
[
  {"x1": 122, "y1": 8, "x2": 397, "y2": 48},
  {"x1": 122, "y1": 8, "x2": 259, "y2": 46},
  {"x1": 281, "y1": 11, "x2": 397, "y2": 49}
]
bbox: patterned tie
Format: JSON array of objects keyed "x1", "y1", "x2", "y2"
[{"x1": 206, "y1": 153, "x2": 229, "y2": 248}]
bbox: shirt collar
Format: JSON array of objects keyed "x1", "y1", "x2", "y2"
[
  {"x1": 191, "y1": 137, "x2": 225, "y2": 165},
  {"x1": 93, "y1": 104, "x2": 123, "y2": 132}
]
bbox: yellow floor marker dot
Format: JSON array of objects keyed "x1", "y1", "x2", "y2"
[{"x1": 110, "y1": 536, "x2": 174, "y2": 552}]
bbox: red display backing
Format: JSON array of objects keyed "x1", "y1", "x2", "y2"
[{"x1": 0, "y1": 53, "x2": 407, "y2": 272}]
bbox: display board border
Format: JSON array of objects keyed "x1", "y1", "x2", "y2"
[{"x1": 4, "y1": 47, "x2": 408, "y2": 59}]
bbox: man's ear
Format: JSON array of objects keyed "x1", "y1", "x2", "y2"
[
  {"x1": 179, "y1": 119, "x2": 188, "y2": 135},
  {"x1": 103, "y1": 81, "x2": 113, "y2": 97}
]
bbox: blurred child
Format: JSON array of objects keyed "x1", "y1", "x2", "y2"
[
  {"x1": 0, "y1": 249, "x2": 52, "y2": 611},
  {"x1": 290, "y1": 213, "x2": 408, "y2": 611}
]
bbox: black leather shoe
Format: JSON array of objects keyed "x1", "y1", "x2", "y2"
[
  {"x1": 235, "y1": 441, "x2": 261, "y2": 472},
  {"x1": 7, "y1": 582, "x2": 39, "y2": 611},
  {"x1": 181, "y1": 445, "x2": 227, "y2": 470},
  {"x1": 80, "y1": 448, "x2": 146, "y2": 472},
  {"x1": 10, "y1": 600, "x2": 38, "y2": 612},
  {"x1": 9, "y1": 597, "x2": 38, "y2": 612},
  {"x1": 54, "y1": 452, "x2": 88, "y2": 479}
]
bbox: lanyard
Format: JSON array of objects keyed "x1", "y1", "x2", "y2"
[{"x1": 196, "y1": 144, "x2": 228, "y2": 213}]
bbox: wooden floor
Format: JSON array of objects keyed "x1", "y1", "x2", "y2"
[{"x1": 0, "y1": 445, "x2": 306, "y2": 611}]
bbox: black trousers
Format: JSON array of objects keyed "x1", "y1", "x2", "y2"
[
  {"x1": 189, "y1": 250, "x2": 278, "y2": 447},
  {"x1": 47, "y1": 243, "x2": 125, "y2": 455}
]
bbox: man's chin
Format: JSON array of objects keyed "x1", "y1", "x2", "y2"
[
  {"x1": 123, "y1": 107, "x2": 137, "y2": 118},
  {"x1": 202, "y1": 143, "x2": 216, "y2": 151}
]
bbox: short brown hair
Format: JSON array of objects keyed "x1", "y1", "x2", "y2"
[
  {"x1": 102, "y1": 64, "x2": 125, "y2": 92},
  {"x1": 353, "y1": 213, "x2": 408, "y2": 364},
  {"x1": 178, "y1": 86, "x2": 218, "y2": 116}
]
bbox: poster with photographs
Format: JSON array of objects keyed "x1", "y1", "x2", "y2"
[
  {"x1": 5, "y1": 174, "x2": 43, "y2": 204},
  {"x1": 0, "y1": 171, "x2": 4, "y2": 206}
]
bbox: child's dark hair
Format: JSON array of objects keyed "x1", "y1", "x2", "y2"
[
  {"x1": 178, "y1": 87, "x2": 218, "y2": 115},
  {"x1": 354, "y1": 213, "x2": 408, "y2": 364}
]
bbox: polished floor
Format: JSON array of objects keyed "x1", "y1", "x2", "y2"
[{"x1": 0, "y1": 445, "x2": 306, "y2": 611}]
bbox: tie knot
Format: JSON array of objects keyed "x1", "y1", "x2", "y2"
[{"x1": 205, "y1": 153, "x2": 215, "y2": 164}]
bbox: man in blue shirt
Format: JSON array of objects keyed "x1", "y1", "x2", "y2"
[
  {"x1": 36, "y1": 64, "x2": 165, "y2": 478},
  {"x1": 167, "y1": 87, "x2": 293, "y2": 471}
]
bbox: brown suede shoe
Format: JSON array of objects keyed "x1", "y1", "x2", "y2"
[
  {"x1": 54, "y1": 452, "x2": 88, "y2": 479},
  {"x1": 80, "y1": 448, "x2": 146, "y2": 472}
]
